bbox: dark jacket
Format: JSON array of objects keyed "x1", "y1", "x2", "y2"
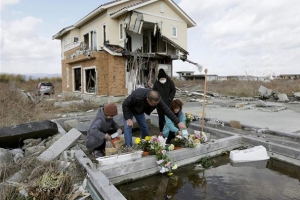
[
  {"x1": 86, "y1": 108, "x2": 119, "y2": 150},
  {"x1": 153, "y1": 76, "x2": 176, "y2": 106},
  {"x1": 122, "y1": 88, "x2": 180, "y2": 124}
]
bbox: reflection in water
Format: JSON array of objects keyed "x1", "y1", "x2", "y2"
[{"x1": 117, "y1": 155, "x2": 300, "y2": 200}]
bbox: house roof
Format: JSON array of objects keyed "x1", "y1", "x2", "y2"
[
  {"x1": 110, "y1": 0, "x2": 196, "y2": 28},
  {"x1": 110, "y1": 0, "x2": 153, "y2": 17},
  {"x1": 103, "y1": 44, "x2": 125, "y2": 56},
  {"x1": 53, "y1": 0, "x2": 196, "y2": 39},
  {"x1": 53, "y1": 0, "x2": 130, "y2": 39}
]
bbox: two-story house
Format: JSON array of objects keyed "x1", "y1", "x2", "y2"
[{"x1": 52, "y1": 0, "x2": 196, "y2": 101}]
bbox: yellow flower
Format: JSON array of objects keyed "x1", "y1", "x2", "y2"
[
  {"x1": 135, "y1": 138, "x2": 141, "y2": 144},
  {"x1": 145, "y1": 136, "x2": 151, "y2": 141},
  {"x1": 167, "y1": 172, "x2": 173, "y2": 176},
  {"x1": 168, "y1": 144, "x2": 175, "y2": 151},
  {"x1": 172, "y1": 164, "x2": 178, "y2": 170},
  {"x1": 194, "y1": 139, "x2": 200, "y2": 144}
]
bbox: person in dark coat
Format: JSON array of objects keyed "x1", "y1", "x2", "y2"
[
  {"x1": 122, "y1": 88, "x2": 185, "y2": 146},
  {"x1": 153, "y1": 68, "x2": 176, "y2": 133},
  {"x1": 86, "y1": 103, "x2": 122, "y2": 157}
]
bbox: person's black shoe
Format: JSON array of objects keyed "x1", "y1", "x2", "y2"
[{"x1": 92, "y1": 150, "x2": 105, "y2": 158}]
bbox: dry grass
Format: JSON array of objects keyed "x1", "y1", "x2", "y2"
[
  {"x1": 173, "y1": 79, "x2": 300, "y2": 97},
  {"x1": 1, "y1": 74, "x2": 300, "y2": 127},
  {"x1": 0, "y1": 75, "x2": 99, "y2": 127},
  {"x1": 1, "y1": 157, "x2": 73, "y2": 200}
]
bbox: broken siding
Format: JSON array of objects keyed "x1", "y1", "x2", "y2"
[{"x1": 135, "y1": 1, "x2": 188, "y2": 50}]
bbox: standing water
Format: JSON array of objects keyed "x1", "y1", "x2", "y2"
[{"x1": 117, "y1": 155, "x2": 300, "y2": 200}]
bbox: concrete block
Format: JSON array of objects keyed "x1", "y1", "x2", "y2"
[
  {"x1": 51, "y1": 119, "x2": 66, "y2": 135},
  {"x1": 37, "y1": 128, "x2": 82, "y2": 162},
  {"x1": 64, "y1": 119, "x2": 79, "y2": 132},
  {"x1": 277, "y1": 93, "x2": 289, "y2": 102},
  {"x1": 75, "y1": 121, "x2": 92, "y2": 135},
  {"x1": 258, "y1": 85, "x2": 268, "y2": 95},
  {"x1": 256, "y1": 100, "x2": 268, "y2": 107}
]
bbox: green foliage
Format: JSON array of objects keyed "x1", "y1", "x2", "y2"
[{"x1": 200, "y1": 156, "x2": 212, "y2": 169}]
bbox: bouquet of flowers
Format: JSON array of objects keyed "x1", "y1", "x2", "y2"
[
  {"x1": 149, "y1": 136, "x2": 177, "y2": 176},
  {"x1": 187, "y1": 134, "x2": 201, "y2": 148},
  {"x1": 185, "y1": 113, "x2": 194, "y2": 128},
  {"x1": 135, "y1": 136, "x2": 152, "y2": 152},
  {"x1": 173, "y1": 135, "x2": 185, "y2": 147}
]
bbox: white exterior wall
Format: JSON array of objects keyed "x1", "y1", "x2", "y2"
[{"x1": 136, "y1": 1, "x2": 188, "y2": 50}]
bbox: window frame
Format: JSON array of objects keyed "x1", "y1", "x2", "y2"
[{"x1": 171, "y1": 26, "x2": 177, "y2": 38}]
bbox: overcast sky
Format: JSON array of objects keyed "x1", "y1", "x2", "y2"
[{"x1": 1, "y1": 0, "x2": 300, "y2": 76}]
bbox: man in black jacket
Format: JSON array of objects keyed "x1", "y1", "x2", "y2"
[
  {"x1": 122, "y1": 88, "x2": 185, "y2": 146},
  {"x1": 153, "y1": 68, "x2": 176, "y2": 133}
]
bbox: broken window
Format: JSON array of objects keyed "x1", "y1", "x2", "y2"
[
  {"x1": 120, "y1": 23, "x2": 124, "y2": 40},
  {"x1": 73, "y1": 67, "x2": 81, "y2": 92},
  {"x1": 73, "y1": 37, "x2": 79, "y2": 43},
  {"x1": 103, "y1": 24, "x2": 107, "y2": 44},
  {"x1": 66, "y1": 68, "x2": 69, "y2": 88},
  {"x1": 91, "y1": 30, "x2": 97, "y2": 50},
  {"x1": 158, "y1": 37, "x2": 167, "y2": 53},
  {"x1": 151, "y1": 31, "x2": 157, "y2": 52},
  {"x1": 83, "y1": 33, "x2": 89, "y2": 49},
  {"x1": 85, "y1": 68, "x2": 96, "y2": 93}
]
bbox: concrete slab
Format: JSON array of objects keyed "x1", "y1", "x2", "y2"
[
  {"x1": 75, "y1": 149, "x2": 126, "y2": 200},
  {"x1": 184, "y1": 105, "x2": 300, "y2": 133},
  {"x1": 37, "y1": 128, "x2": 82, "y2": 162},
  {"x1": 51, "y1": 119, "x2": 66, "y2": 135}
]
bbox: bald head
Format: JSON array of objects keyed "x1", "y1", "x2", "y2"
[{"x1": 147, "y1": 90, "x2": 160, "y2": 101}]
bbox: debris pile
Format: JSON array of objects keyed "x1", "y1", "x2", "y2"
[
  {"x1": 258, "y1": 85, "x2": 289, "y2": 102},
  {"x1": 0, "y1": 129, "x2": 91, "y2": 200}
]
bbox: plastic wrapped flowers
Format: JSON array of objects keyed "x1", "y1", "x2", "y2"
[
  {"x1": 185, "y1": 112, "x2": 194, "y2": 127},
  {"x1": 145, "y1": 135, "x2": 177, "y2": 176},
  {"x1": 188, "y1": 134, "x2": 201, "y2": 148}
]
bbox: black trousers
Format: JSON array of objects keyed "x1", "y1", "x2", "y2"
[
  {"x1": 157, "y1": 108, "x2": 165, "y2": 132},
  {"x1": 166, "y1": 131, "x2": 176, "y2": 144}
]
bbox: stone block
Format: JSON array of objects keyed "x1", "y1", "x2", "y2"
[
  {"x1": 64, "y1": 119, "x2": 79, "y2": 132},
  {"x1": 277, "y1": 93, "x2": 289, "y2": 102},
  {"x1": 0, "y1": 120, "x2": 58, "y2": 148},
  {"x1": 37, "y1": 128, "x2": 82, "y2": 162},
  {"x1": 75, "y1": 121, "x2": 93, "y2": 135}
]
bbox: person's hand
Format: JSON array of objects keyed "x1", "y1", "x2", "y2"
[
  {"x1": 126, "y1": 119, "x2": 133, "y2": 127},
  {"x1": 105, "y1": 133, "x2": 111, "y2": 141},
  {"x1": 177, "y1": 122, "x2": 186, "y2": 129},
  {"x1": 117, "y1": 128, "x2": 123, "y2": 134}
]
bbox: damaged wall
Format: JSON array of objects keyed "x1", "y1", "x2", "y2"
[
  {"x1": 62, "y1": 48, "x2": 127, "y2": 96},
  {"x1": 137, "y1": 1, "x2": 188, "y2": 50}
]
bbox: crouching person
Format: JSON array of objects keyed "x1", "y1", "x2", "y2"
[{"x1": 86, "y1": 103, "x2": 122, "y2": 157}]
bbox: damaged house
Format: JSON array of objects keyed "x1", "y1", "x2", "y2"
[{"x1": 52, "y1": 0, "x2": 196, "y2": 99}]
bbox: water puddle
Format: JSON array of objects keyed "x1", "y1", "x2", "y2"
[{"x1": 117, "y1": 155, "x2": 300, "y2": 200}]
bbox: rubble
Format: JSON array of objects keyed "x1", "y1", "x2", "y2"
[{"x1": 258, "y1": 85, "x2": 289, "y2": 102}]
